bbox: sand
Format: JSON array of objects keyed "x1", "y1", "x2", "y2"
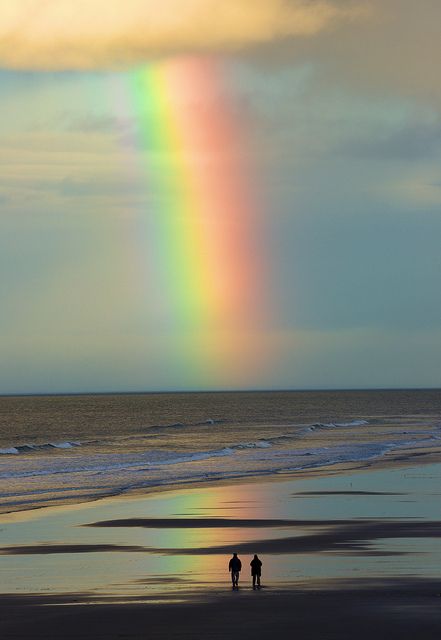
[
  {"x1": 2, "y1": 582, "x2": 441, "y2": 640},
  {"x1": 1, "y1": 460, "x2": 441, "y2": 638}
]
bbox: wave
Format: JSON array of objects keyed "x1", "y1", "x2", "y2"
[
  {"x1": 1, "y1": 417, "x2": 374, "y2": 457},
  {"x1": 0, "y1": 447, "x2": 236, "y2": 480},
  {"x1": 0, "y1": 441, "x2": 81, "y2": 455},
  {"x1": 143, "y1": 448, "x2": 234, "y2": 467},
  {"x1": 233, "y1": 440, "x2": 272, "y2": 449},
  {"x1": 150, "y1": 422, "x2": 186, "y2": 431},
  {"x1": 308, "y1": 419, "x2": 369, "y2": 431},
  {"x1": 1, "y1": 430, "x2": 440, "y2": 502},
  {"x1": 0, "y1": 437, "x2": 266, "y2": 464},
  {"x1": 148, "y1": 418, "x2": 225, "y2": 432}
]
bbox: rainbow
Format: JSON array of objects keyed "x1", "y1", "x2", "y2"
[{"x1": 117, "y1": 57, "x2": 265, "y2": 382}]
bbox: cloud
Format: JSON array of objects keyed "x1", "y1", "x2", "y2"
[
  {"x1": 64, "y1": 113, "x2": 122, "y2": 133},
  {"x1": 385, "y1": 167, "x2": 441, "y2": 207},
  {"x1": 340, "y1": 121, "x2": 441, "y2": 161},
  {"x1": 0, "y1": 0, "x2": 364, "y2": 70},
  {"x1": 272, "y1": 0, "x2": 441, "y2": 106}
]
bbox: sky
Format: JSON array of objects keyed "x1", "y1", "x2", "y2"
[{"x1": 1, "y1": 0, "x2": 441, "y2": 394}]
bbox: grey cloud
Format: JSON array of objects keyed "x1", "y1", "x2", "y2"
[
  {"x1": 65, "y1": 114, "x2": 133, "y2": 134},
  {"x1": 270, "y1": 203, "x2": 441, "y2": 333},
  {"x1": 254, "y1": 0, "x2": 441, "y2": 108},
  {"x1": 25, "y1": 111, "x2": 134, "y2": 136},
  {"x1": 57, "y1": 176, "x2": 136, "y2": 198},
  {"x1": 340, "y1": 122, "x2": 441, "y2": 160}
]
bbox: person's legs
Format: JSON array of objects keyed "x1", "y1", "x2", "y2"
[
  {"x1": 252, "y1": 574, "x2": 256, "y2": 589},
  {"x1": 257, "y1": 574, "x2": 261, "y2": 588}
]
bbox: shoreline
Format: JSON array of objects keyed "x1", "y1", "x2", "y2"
[{"x1": 2, "y1": 442, "x2": 441, "y2": 518}]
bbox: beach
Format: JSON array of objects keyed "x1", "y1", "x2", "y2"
[
  {"x1": 3, "y1": 0, "x2": 441, "y2": 635},
  {"x1": 2, "y1": 454, "x2": 441, "y2": 639}
]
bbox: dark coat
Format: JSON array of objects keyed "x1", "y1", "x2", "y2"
[
  {"x1": 229, "y1": 557, "x2": 242, "y2": 572},
  {"x1": 250, "y1": 558, "x2": 262, "y2": 575}
]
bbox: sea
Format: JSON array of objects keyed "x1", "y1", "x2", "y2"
[{"x1": 1, "y1": 389, "x2": 441, "y2": 514}]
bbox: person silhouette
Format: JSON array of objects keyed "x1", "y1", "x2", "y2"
[
  {"x1": 228, "y1": 553, "x2": 242, "y2": 590},
  {"x1": 250, "y1": 554, "x2": 262, "y2": 589}
]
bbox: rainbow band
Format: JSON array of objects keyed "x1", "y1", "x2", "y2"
[
  {"x1": 131, "y1": 63, "x2": 213, "y2": 327},
  {"x1": 127, "y1": 57, "x2": 261, "y2": 379}
]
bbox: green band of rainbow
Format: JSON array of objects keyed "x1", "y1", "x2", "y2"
[{"x1": 122, "y1": 57, "x2": 264, "y2": 380}]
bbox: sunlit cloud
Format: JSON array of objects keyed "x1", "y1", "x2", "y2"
[{"x1": 0, "y1": 0, "x2": 365, "y2": 70}]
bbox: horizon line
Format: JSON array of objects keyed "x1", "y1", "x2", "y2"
[{"x1": 1, "y1": 386, "x2": 440, "y2": 398}]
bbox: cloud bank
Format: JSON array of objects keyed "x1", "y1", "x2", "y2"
[{"x1": 0, "y1": 0, "x2": 363, "y2": 70}]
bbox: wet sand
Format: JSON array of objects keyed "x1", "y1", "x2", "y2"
[
  {"x1": 2, "y1": 580, "x2": 441, "y2": 640},
  {"x1": 1, "y1": 461, "x2": 441, "y2": 638},
  {"x1": 2, "y1": 519, "x2": 440, "y2": 557}
]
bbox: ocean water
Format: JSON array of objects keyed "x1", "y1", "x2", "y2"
[{"x1": 1, "y1": 389, "x2": 440, "y2": 514}]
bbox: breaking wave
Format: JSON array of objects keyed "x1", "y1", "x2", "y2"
[
  {"x1": 308, "y1": 419, "x2": 370, "y2": 431},
  {"x1": 0, "y1": 441, "x2": 81, "y2": 455}
]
